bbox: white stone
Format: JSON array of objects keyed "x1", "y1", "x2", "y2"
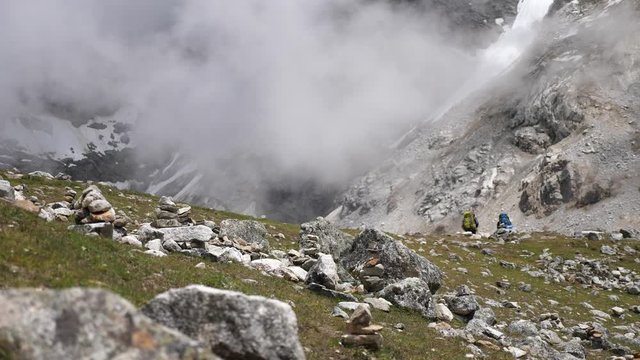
[
  {"x1": 250, "y1": 259, "x2": 285, "y2": 273},
  {"x1": 337, "y1": 302, "x2": 370, "y2": 312},
  {"x1": 364, "y1": 298, "x2": 392, "y2": 312},
  {"x1": 144, "y1": 250, "x2": 167, "y2": 257},
  {"x1": 118, "y1": 235, "x2": 142, "y2": 248},
  {"x1": 287, "y1": 266, "x2": 308, "y2": 282},
  {"x1": 435, "y1": 303, "x2": 454, "y2": 322},
  {"x1": 145, "y1": 239, "x2": 164, "y2": 252}
]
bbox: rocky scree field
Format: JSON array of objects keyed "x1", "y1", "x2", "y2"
[{"x1": 0, "y1": 170, "x2": 639, "y2": 359}]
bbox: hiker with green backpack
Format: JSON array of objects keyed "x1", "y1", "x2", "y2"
[{"x1": 462, "y1": 210, "x2": 479, "y2": 234}]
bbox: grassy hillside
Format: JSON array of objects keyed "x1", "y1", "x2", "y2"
[{"x1": 1, "y1": 172, "x2": 638, "y2": 359}]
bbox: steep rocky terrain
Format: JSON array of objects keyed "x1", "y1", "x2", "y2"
[{"x1": 331, "y1": 0, "x2": 640, "y2": 234}]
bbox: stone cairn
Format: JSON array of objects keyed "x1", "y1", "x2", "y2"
[
  {"x1": 152, "y1": 196, "x2": 192, "y2": 228},
  {"x1": 70, "y1": 185, "x2": 116, "y2": 238},
  {"x1": 341, "y1": 304, "x2": 383, "y2": 350}
]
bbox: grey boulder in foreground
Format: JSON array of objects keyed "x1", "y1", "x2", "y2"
[
  {"x1": 0, "y1": 288, "x2": 217, "y2": 360},
  {"x1": 142, "y1": 285, "x2": 305, "y2": 360}
]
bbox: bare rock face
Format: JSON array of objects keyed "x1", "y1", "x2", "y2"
[
  {"x1": 340, "y1": 229, "x2": 443, "y2": 293},
  {"x1": 218, "y1": 219, "x2": 270, "y2": 252},
  {"x1": 0, "y1": 288, "x2": 216, "y2": 360},
  {"x1": 519, "y1": 153, "x2": 583, "y2": 216},
  {"x1": 141, "y1": 285, "x2": 305, "y2": 360}
]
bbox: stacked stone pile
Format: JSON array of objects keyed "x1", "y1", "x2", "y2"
[
  {"x1": 153, "y1": 196, "x2": 193, "y2": 228},
  {"x1": 65, "y1": 185, "x2": 116, "y2": 238},
  {"x1": 74, "y1": 185, "x2": 115, "y2": 223},
  {"x1": 341, "y1": 304, "x2": 383, "y2": 350}
]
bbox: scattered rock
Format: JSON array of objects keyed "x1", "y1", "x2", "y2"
[
  {"x1": 142, "y1": 285, "x2": 304, "y2": 360},
  {"x1": 144, "y1": 250, "x2": 167, "y2": 257},
  {"x1": 364, "y1": 297, "x2": 392, "y2": 312},
  {"x1": 611, "y1": 307, "x2": 626, "y2": 317},
  {"x1": 379, "y1": 277, "x2": 435, "y2": 318},
  {"x1": 306, "y1": 283, "x2": 357, "y2": 301},
  {"x1": 305, "y1": 254, "x2": 340, "y2": 290},
  {"x1": 332, "y1": 306, "x2": 349, "y2": 319},
  {"x1": 601, "y1": 245, "x2": 616, "y2": 256},
  {"x1": 508, "y1": 320, "x2": 538, "y2": 337},
  {"x1": 219, "y1": 219, "x2": 269, "y2": 252},
  {"x1": 117, "y1": 235, "x2": 143, "y2": 248},
  {"x1": 435, "y1": 303, "x2": 454, "y2": 322},
  {"x1": 0, "y1": 180, "x2": 15, "y2": 201},
  {"x1": 68, "y1": 223, "x2": 114, "y2": 239},
  {"x1": 446, "y1": 286, "x2": 479, "y2": 317},
  {"x1": 159, "y1": 225, "x2": 213, "y2": 244}
]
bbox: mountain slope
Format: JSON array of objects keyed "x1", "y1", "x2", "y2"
[{"x1": 330, "y1": 0, "x2": 640, "y2": 234}]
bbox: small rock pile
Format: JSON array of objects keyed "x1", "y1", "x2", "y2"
[
  {"x1": 74, "y1": 185, "x2": 115, "y2": 224},
  {"x1": 153, "y1": 196, "x2": 193, "y2": 228},
  {"x1": 63, "y1": 185, "x2": 117, "y2": 238},
  {"x1": 341, "y1": 304, "x2": 383, "y2": 350},
  {"x1": 63, "y1": 187, "x2": 77, "y2": 203}
]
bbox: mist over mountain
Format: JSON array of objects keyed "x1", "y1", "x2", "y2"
[{"x1": 1, "y1": 0, "x2": 637, "y2": 232}]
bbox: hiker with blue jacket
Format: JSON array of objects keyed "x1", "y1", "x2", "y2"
[{"x1": 497, "y1": 211, "x2": 513, "y2": 231}]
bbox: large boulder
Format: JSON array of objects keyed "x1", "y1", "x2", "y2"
[
  {"x1": 219, "y1": 220, "x2": 269, "y2": 252},
  {"x1": 0, "y1": 180, "x2": 15, "y2": 201},
  {"x1": 0, "y1": 288, "x2": 216, "y2": 360},
  {"x1": 159, "y1": 225, "x2": 214, "y2": 244},
  {"x1": 378, "y1": 277, "x2": 435, "y2": 318},
  {"x1": 299, "y1": 217, "x2": 353, "y2": 259},
  {"x1": 305, "y1": 254, "x2": 340, "y2": 290},
  {"x1": 141, "y1": 285, "x2": 305, "y2": 360},
  {"x1": 341, "y1": 229, "x2": 443, "y2": 293}
]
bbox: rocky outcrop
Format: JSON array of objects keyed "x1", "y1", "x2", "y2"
[
  {"x1": 340, "y1": 229, "x2": 443, "y2": 293},
  {"x1": 141, "y1": 285, "x2": 305, "y2": 360},
  {"x1": 0, "y1": 288, "x2": 216, "y2": 360}
]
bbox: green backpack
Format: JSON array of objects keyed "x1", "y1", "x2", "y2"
[{"x1": 463, "y1": 211, "x2": 477, "y2": 231}]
